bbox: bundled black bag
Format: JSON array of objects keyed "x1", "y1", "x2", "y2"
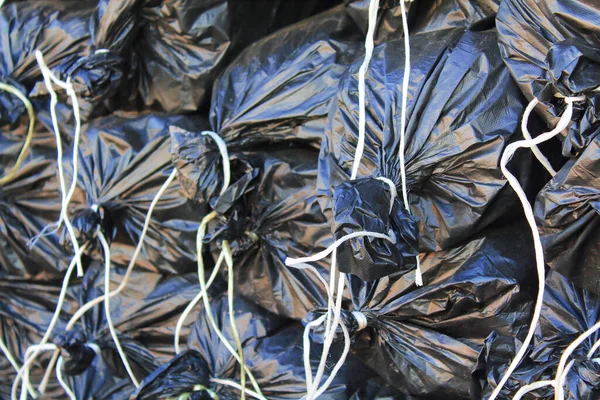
[
  {"x1": 479, "y1": 271, "x2": 600, "y2": 399},
  {"x1": 303, "y1": 222, "x2": 535, "y2": 399},
  {"x1": 317, "y1": 27, "x2": 527, "y2": 280},
  {"x1": 0, "y1": 0, "x2": 140, "y2": 122},
  {"x1": 496, "y1": 0, "x2": 600, "y2": 157},
  {"x1": 135, "y1": 0, "x2": 341, "y2": 113},
  {"x1": 134, "y1": 295, "x2": 374, "y2": 400},
  {"x1": 62, "y1": 112, "x2": 206, "y2": 275}
]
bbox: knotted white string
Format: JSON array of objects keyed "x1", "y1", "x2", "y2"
[
  {"x1": 489, "y1": 94, "x2": 585, "y2": 400},
  {"x1": 30, "y1": 50, "x2": 84, "y2": 278}
]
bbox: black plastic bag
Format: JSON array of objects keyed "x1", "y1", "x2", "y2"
[
  {"x1": 135, "y1": 0, "x2": 341, "y2": 113},
  {"x1": 535, "y1": 135, "x2": 600, "y2": 295},
  {"x1": 0, "y1": 0, "x2": 140, "y2": 122},
  {"x1": 0, "y1": 118, "x2": 71, "y2": 279},
  {"x1": 62, "y1": 112, "x2": 206, "y2": 275},
  {"x1": 0, "y1": 275, "x2": 79, "y2": 398},
  {"x1": 317, "y1": 27, "x2": 528, "y2": 280},
  {"x1": 134, "y1": 295, "x2": 374, "y2": 399},
  {"x1": 54, "y1": 261, "x2": 204, "y2": 399},
  {"x1": 479, "y1": 271, "x2": 600, "y2": 399},
  {"x1": 496, "y1": 0, "x2": 600, "y2": 157},
  {"x1": 305, "y1": 222, "x2": 536, "y2": 399}
]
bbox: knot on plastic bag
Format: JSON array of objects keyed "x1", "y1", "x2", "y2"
[
  {"x1": 170, "y1": 126, "x2": 230, "y2": 204},
  {"x1": 331, "y1": 177, "x2": 419, "y2": 281},
  {"x1": 0, "y1": 78, "x2": 27, "y2": 126},
  {"x1": 302, "y1": 308, "x2": 374, "y2": 342},
  {"x1": 60, "y1": 204, "x2": 114, "y2": 252},
  {"x1": 133, "y1": 350, "x2": 212, "y2": 400},
  {"x1": 53, "y1": 325, "x2": 98, "y2": 376},
  {"x1": 63, "y1": 50, "x2": 124, "y2": 104}
]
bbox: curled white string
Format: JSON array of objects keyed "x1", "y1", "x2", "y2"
[
  {"x1": 521, "y1": 98, "x2": 557, "y2": 176},
  {"x1": 488, "y1": 94, "x2": 585, "y2": 400},
  {"x1": 56, "y1": 356, "x2": 76, "y2": 400}
]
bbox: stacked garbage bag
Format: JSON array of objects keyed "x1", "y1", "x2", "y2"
[{"x1": 0, "y1": 0, "x2": 598, "y2": 399}]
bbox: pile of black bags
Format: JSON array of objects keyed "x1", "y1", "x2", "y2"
[{"x1": 0, "y1": 0, "x2": 598, "y2": 399}]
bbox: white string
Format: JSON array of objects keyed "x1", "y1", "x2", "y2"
[
  {"x1": 513, "y1": 380, "x2": 555, "y2": 400},
  {"x1": 488, "y1": 95, "x2": 585, "y2": 400},
  {"x1": 32, "y1": 50, "x2": 84, "y2": 277},
  {"x1": 97, "y1": 229, "x2": 139, "y2": 387},
  {"x1": 11, "y1": 242, "x2": 90, "y2": 400},
  {"x1": 201, "y1": 131, "x2": 230, "y2": 196},
  {"x1": 174, "y1": 252, "x2": 224, "y2": 354},
  {"x1": 376, "y1": 176, "x2": 397, "y2": 214},
  {"x1": 521, "y1": 98, "x2": 557, "y2": 176},
  {"x1": 19, "y1": 344, "x2": 73, "y2": 400},
  {"x1": 351, "y1": 0, "x2": 379, "y2": 181},
  {"x1": 285, "y1": 231, "x2": 395, "y2": 268},
  {"x1": 56, "y1": 356, "x2": 76, "y2": 400}
]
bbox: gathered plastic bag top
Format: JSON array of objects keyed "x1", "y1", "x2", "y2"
[
  {"x1": 317, "y1": 27, "x2": 526, "y2": 280},
  {"x1": 302, "y1": 221, "x2": 535, "y2": 399},
  {"x1": 535, "y1": 135, "x2": 600, "y2": 295},
  {"x1": 62, "y1": 112, "x2": 206, "y2": 274},
  {"x1": 135, "y1": 0, "x2": 341, "y2": 113},
  {"x1": 134, "y1": 295, "x2": 374, "y2": 400},
  {"x1": 50, "y1": 263, "x2": 203, "y2": 399},
  {"x1": 497, "y1": 0, "x2": 600, "y2": 157},
  {"x1": 0, "y1": 0, "x2": 139, "y2": 122},
  {"x1": 172, "y1": 125, "x2": 331, "y2": 320},
  {"x1": 480, "y1": 271, "x2": 600, "y2": 399}
]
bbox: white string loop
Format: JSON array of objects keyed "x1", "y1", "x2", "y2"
[{"x1": 488, "y1": 94, "x2": 585, "y2": 400}]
